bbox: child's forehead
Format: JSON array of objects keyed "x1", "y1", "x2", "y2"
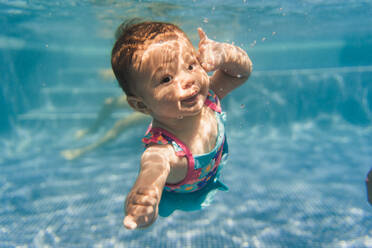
[
  {"x1": 145, "y1": 32, "x2": 194, "y2": 53},
  {"x1": 133, "y1": 33, "x2": 195, "y2": 70}
]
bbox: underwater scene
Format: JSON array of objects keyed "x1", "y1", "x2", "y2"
[{"x1": 1, "y1": 0, "x2": 372, "y2": 247}]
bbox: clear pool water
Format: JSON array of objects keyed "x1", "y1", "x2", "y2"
[{"x1": 1, "y1": 0, "x2": 372, "y2": 247}]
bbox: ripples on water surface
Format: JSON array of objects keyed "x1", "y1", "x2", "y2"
[{"x1": 1, "y1": 0, "x2": 372, "y2": 247}]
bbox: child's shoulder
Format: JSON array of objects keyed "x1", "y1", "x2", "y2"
[
  {"x1": 142, "y1": 142, "x2": 172, "y2": 155},
  {"x1": 141, "y1": 142, "x2": 185, "y2": 170}
]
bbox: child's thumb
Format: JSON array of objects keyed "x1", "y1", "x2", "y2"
[
  {"x1": 123, "y1": 215, "x2": 137, "y2": 230},
  {"x1": 197, "y1": 28, "x2": 207, "y2": 42}
]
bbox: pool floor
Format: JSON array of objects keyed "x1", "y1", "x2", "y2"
[{"x1": 1, "y1": 66, "x2": 371, "y2": 247}]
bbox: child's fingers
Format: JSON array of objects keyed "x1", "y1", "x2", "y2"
[
  {"x1": 197, "y1": 27, "x2": 207, "y2": 43},
  {"x1": 201, "y1": 62, "x2": 218, "y2": 72},
  {"x1": 133, "y1": 195, "x2": 157, "y2": 206},
  {"x1": 136, "y1": 187, "x2": 159, "y2": 198},
  {"x1": 124, "y1": 204, "x2": 156, "y2": 229},
  {"x1": 123, "y1": 215, "x2": 137, "y2": 230},
  {"x1": 126, "y1": 202, "x2": 153, "y2": 215}
]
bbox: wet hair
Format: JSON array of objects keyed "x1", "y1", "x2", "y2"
[{"x1": 111, "y1": 19, "x2": 185, "y2": 96}]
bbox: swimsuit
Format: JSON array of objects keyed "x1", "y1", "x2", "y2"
[
  {"x1": 142, "y1": 90, "x2": 229, "y2": 216},
  {"x1": 142, "y1": 90, "x2": 228, "y2": 192}
]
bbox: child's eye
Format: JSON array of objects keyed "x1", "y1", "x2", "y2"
[
  {"x1": 161, "y1": 76, "x2": 172, "y2": 84},
  {"x1": 188, "y1": 64, "x2": 194, "y2": 71}
]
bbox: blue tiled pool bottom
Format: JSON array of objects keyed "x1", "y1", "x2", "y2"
[{"x1": 1, "y1": 66, "x2": 371, "y2": 247}]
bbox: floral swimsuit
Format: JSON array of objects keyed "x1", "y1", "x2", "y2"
[{"x1": 142, "y1": 90, "x2": 228, "y2": 193}]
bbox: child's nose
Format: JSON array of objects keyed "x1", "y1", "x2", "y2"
[
  {"x1": 180, "y1": 74, "x2": 195, "y2": 90},
  {"x1": 182, "y1": 80, "x2": 194, "y2": 89}
]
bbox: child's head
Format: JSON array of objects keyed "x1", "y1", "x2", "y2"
[
  {"x1": 111, "y1": 20, "x2": 188, "y2": 97},
  {"x1": 111, "y1": 20, "x2": 209, "y2": 120}
]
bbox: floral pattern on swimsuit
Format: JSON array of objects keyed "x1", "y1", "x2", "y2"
[{"x1": 142, "y1": 90, "x2": 228, "y2": 193}]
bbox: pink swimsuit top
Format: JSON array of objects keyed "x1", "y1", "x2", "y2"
[{"x1": 142, "y1": 90, "x2": 228, "y2": 193}]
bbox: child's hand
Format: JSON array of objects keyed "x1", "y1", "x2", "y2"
[
  {"x1": 197, "y1": 27, "x2": 252, "y2": 82},
  {"x1": 197, "y1": 28, "x2": 226, "y2": 72},
  {"x1": 123, "y1": 186, "x2": 160, "y2": 230}
]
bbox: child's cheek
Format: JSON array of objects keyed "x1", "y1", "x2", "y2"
[
  {"x1": 155, "y1": 86, "x2": 177, "y2": 102},
  {"x1": 201, "y1": 70, "x2": 210, "y2": 88}
]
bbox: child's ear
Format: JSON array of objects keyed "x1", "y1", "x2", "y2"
[{"x1": 127, "y1": 96, "x2": 150, "y2": 114}]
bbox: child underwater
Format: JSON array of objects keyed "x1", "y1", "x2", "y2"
[{"x1": 111, "y1": 20, "x2": 252, "y2": 229}]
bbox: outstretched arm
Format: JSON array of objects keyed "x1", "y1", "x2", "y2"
[
  {"x1": 123, "y1": 145, "x2": 171, "y2": 229},
  {"x1": 197, "y1": 28, "x2": 252, "y2": 99}
]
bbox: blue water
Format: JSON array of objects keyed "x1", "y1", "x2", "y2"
[{"x1": 1, "y1": 0, "x2": 372, "y2": 247}]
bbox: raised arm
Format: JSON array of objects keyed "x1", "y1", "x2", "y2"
[
  {"x1": 123, "y1": 145, "x2": 171, "y2": 229},
  {"x1": 197, "y1": 28, "x2": 252, "y2": 99}
]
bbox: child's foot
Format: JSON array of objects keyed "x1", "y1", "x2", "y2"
[
  {"x1": 124, "y1": 186, "x2": 160, "y2": 230},
  {"x1": 60, "y1": 149, "x2": 83, "y2": 160}
]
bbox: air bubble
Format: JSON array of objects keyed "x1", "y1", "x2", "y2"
[{"x1": 250, "y1": 40, "x2": 256, "y2": 48}]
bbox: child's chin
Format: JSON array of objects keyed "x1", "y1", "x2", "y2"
[{"x1": 185, "y1": 104, "x2": 204, "y2": 116}]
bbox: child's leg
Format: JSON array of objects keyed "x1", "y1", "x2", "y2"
[
  {"x1": 62, "y1": 112, "x2": 149, "y2": 160},
  {"x1": 75, "y1": 95, "x2": 130, "y2": 139}
]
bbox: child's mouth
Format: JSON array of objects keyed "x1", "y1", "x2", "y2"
[{"x1": 181, "y1": 92, "x2": 199, "y2": 105}]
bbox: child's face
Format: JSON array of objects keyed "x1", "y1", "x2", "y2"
[{"x1": 130, "y1": 33, "x2": 210, "y2": 120}]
